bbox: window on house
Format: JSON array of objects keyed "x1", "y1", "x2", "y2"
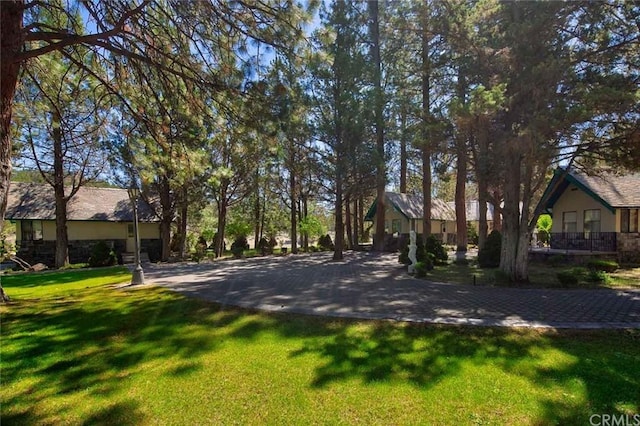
[
  {"x1": 562, "y1": 211, "x2": 577, "y2": 233},
  {"x1": 584, "y1": 209, "x2": 601, "y2": 236},
  {"x1": 621, "y1": 209, "x2": 639, "y2": 233},
  {"x1": 21, "y1": 220, "x2": 43, "y2": 241},
  {"x1": 392, "y1": 219, "x2": 401, "y2": 235},
  {"x1": 128, "y1": 224, "x2": 134, "y2": 238}
]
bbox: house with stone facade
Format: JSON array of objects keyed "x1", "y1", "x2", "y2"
[
  {"x1": 5, "y1": 182, "x2": 161, "y2": 266},
  {"x1": 536, "y1": 167, "x2": 640, "y2": 263}
]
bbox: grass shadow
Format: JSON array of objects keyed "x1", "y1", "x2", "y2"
[{"x1": 2, "y1": 280, "x2": 638, "y2": 424}]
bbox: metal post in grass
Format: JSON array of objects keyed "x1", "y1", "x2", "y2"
[{"x1": 127, "y1": 185, "x2": 145, "y2": 285}]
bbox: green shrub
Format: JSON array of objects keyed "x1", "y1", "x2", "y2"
[
  {"x1": 257, "y1": 237, "x2": 269, "y2": 249},
  {"x1": 556, "y1": 271, "x2": 579, "y2": 286},
  {"x1": 414, "y1": 258, "x2": 433, "y2": 278},
  {"x1": 425, "y1": 234, "x2": 448, "y2": 265},
  {"x1": 258, "y1": 237, "x2": 273, "y2": 255},
  {"x1": 478, "y1": 230, "x2": 501, "y2": 268},
  {"x1": 585, "y1": 269, "x2": 610, "y2": 284},
  {"x1": 88, "y1": 241, "x2": 117, "y2": 267},
  {"x1": 536, "y1": 214, "x2": 552, "y2": 246},
  {"x1": 416, "y1": 241, "x2": 426, "y2": 263},
  {"x1": 268, "y1": 236, "x2": 278, "y2": 249},
  {"x1": 318, "y1": 234, "x2": 334, "y2": 251},
  {"x1": 586, "y1": 259, "x2": 619, "y2": 273},
  {"x1": 399, "y1": 247, "x2": 410, "y2": 265},
  {"x1": 231, "y1": 236, "x2": 249, "y2": 258},
  {"x1": 400, "y1": 239, "x2": 435, "y2": 266},
  {"x1": 467, "y1": 222, "x2": 479, "y2": 246}
]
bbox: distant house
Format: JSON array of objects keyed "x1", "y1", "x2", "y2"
[
  {"x1": 536, "y1": 168, "x2": 640, "y2": 262},
  {"x1": 6, "y1": 182, "x2": 162, "y2": 266},
  {"x1": 365, "y1": 192, "x2": 457, "y2": 250},
  {"x1": 448, "y1": 200, "x2": 496, "y2": 234}
]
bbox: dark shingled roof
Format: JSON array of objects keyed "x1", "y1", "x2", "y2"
[
  {"x1": 6, "y1": 182, "x2": 159, "y2": 222},
  {"x1": 537, "y1": 168, "x2": 640, "y2": 213},
  {"x1": 571, "y1": 171, "x2": 640, "y2": 208}
]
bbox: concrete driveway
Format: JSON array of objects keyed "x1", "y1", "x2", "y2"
[{"x1": 141, "y1": 252, "x2": 640, "y2": 329}]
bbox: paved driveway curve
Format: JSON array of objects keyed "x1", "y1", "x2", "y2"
[{"x1": 143, "y1": 252, "x2": 640, "y2": 329}]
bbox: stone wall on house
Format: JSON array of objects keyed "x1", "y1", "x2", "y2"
[
  {"x1": 618, "y1": 233, "x2": 640, "y2": 264},
  {"x1": 17, "y1": 238, "x2": 162, "y2": 267},
  {"x1": 141, "y1": 238, "x2": 162, "y2": 262},
  {"x1": 68, "y1": 240, "x2": 127, "y2": 264},
  {"x1": 17, "y1": 240, "x2": 56, "y2": 266}
]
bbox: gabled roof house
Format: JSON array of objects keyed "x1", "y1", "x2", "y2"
[
  {"x1": 5, "y1": 182, "x2": 161, "y2": 266},
  {"x1": 365, "y1": 192, "x2": 458, "y2": 248},
  {"x1": 536, "y1": 168, "x2": 640, "y2": 260}
]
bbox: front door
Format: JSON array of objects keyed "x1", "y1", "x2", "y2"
[{"x1": 126, "y1": 223, "x2": 135, "y2": 252}]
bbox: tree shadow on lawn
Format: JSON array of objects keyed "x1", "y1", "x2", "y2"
[
  {"x1": 2, "y1": 285, "x2": 638, "y2": 425},
  {"x1": 1, "y1": 287, "x2": 244, "y2": 424},
  {"x1": 222, "y1": 308, "x2": 639, "y2": 423},
  {"x1": 287, "y1": 321, "x2": 640, "y2": 424}
]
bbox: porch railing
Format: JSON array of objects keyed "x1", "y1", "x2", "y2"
[{"x1": 550, "y1": 232, "x2": 617, "y2": 252}]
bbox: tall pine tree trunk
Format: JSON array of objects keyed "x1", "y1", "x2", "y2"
[
  {"x1": 290, "y1": 163, "x2": 298, "y2": 254},
  {"x1": 0, "y1": 1, "x2": 22, "y2": 236},
  {"x1": 178, "y1": 193, "x2": 188, "y2": 259},
  {"x1": 215, "y1": 188, "x2": 228, "y2": 258},
  {"x1": 158, "y1": 177, "x2": 173, "y2": 262},
  {"x1": 475, "y1": 116, "x2": 490, "y2": 249},
  {"x1": 345, "y1": 193, "x2": 352, "y2": 250},
  {"x1": 352, "y1": 197, "x2": 359, "y2": 248},
  {"x1": 455, "y1": 142, "x2": 467, "y2": 254},
  {"x1": 492, "y1": 190, "x2": 503, "y2": 231},
  {"x1": 499, "y1": 149, "x2": 529, "y2": 283},
  {"x1": 400, "y1": 105, "x2": 408, "y2": 194},
  {"x1": 421, "y1": 2, "x2": 432, "y2": 242},
  {"x1": 370, "y1": 0, "x2": 386, "y2": 252},
  {"x1": 302, "y1": 194, "x2": 309, "y2": 251},
  {"x1": 254, "y1": 170, "x2": 261, "y2": 249},
  {"x1": 0, "y1": 2, "x2": 22, "y2": 301},
  {"x1": 454, "y1": 67, "x2": 468, "y2": 255},
  {"x1": 334, "y1": 160, "x2": 344, "y2": 261},
  {"x1": 478, "y1": 178, "x2": 489, "y2": 250},
  {"x1": 52, "y1": 110, "x2": 70, "y2": 268}
]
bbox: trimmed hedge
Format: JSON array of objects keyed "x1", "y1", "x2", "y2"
[
  {"x1": 88, "y1": 241, "x2": 117, "y2": 267},
  {"x1": 231, "y1": 236, "x2": 249, "y2": 258},
  {"x1": 478, "y1": 230, "x2": 501, "y2": 268},
  {"x1": 318, "y1": 234, "x2": 335, "y2": 251},
  {"x1": 425, "y1": 234, "x2": 448, "y2": 265},
  {"x1": 414, "y1": 258, "x2": 433, "y2": 277}
]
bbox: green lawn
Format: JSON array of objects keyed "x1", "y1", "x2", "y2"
[
  {"x1": 1, "y1": 266, "x2": 131, "y2": 298},
  {"x1": 1, "y1": 270, "x2": 639, "y2": 425}
]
